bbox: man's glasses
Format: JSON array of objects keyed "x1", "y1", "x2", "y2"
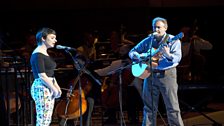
[{"x1": 154, "y1": 26, "x2": 162, "y2": 29}]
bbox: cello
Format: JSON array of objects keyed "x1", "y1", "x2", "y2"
[
  {"x1": 55, "y1": 89, "x2": 87, "y2": 120},
  {"x1": 55, "y1": 74, "x2": 92, "y2": 120}
]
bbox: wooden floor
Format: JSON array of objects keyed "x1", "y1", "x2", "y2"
[
  {"x1": 8, "y1": 81, "x2": 223, "y2": 126},
  {"x1": 7, "y1": 92, "x2": 224, "y2": 126}
]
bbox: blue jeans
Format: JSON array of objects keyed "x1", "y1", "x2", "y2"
[{"x1": 141, "y1": 68, "x2": 184, "y2": 126}]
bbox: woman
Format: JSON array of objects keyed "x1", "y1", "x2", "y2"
[{"x1": 30, "y1": 27, "x2": 62, "y2": 126}]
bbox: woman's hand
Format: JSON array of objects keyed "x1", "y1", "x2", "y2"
[
  {"x1": 52, "y1": 87, "x2": 61, "y2": 99},
  {"x1": 57, "y1": 88, "x2": 62, "y2": 98}
]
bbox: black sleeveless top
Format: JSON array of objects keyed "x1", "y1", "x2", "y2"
[{"x1": 30, "y1": 53, "x2": 56, "y2": 79}]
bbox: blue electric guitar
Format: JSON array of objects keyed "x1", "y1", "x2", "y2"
[{"x1": 132, "y1": 32, "x2": 184, "y2": 79}]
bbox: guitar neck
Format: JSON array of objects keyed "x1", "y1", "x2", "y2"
[
  {"x1": 146, "y1": 32, "x2": 184, "y2": 58},
  {"x1": 149, "y1": 34, "x2": 169, "y2": 56}
]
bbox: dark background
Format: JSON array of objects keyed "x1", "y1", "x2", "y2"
[
  {"x1": 0, "y1": 0, "x2": 224, "y2": 83},
  {"x1": 0, "y1": 1, "x2": 224, "y2": 125}
]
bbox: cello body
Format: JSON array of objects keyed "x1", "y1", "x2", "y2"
[
  {"x1": 55, "y1": 89, "x2": 87, "y2": 120},
  {"x1": 55, "y1": 74, "x2": 93, "y2": 120}
]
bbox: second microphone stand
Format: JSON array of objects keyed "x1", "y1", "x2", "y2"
[{"x1": 107, "y1": 61, "x2": 133, "y2": 126}]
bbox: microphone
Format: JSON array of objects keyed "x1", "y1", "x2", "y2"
[
  {"x1": 148, "y1": 32, "x2": 158, "y2": 37},
  {"x1": 56, "y1": 45, "x2": 76, "y2": 50}
]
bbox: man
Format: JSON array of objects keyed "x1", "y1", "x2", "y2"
[{"x1": 129, "y1": 17, "x2": 184, "y2": 126}]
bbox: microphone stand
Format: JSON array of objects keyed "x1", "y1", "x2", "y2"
[
  {"x1": 63, "y1": 49, "x2": 102, "y2": 126},
  {"x1": 148, "y1": 38, "x2": 155, "y2": 126},
  {"x1": 107, "y1": 61, "x2": 133, "y2": 126},
  {"x1": 64, "y1": 49, "x2": 84, "y2": 126}
]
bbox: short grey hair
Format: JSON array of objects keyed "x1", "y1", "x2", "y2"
[{"x1": 152, "y1": 17, "x2": 168, "y2": 29}]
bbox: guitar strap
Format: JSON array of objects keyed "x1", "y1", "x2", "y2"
[
  {"x1": 158, "y1": 33, "x2": 170, "y2": 46},
  {"x1": 147, "y1": 34, "x2": 170, "y2": 57}
]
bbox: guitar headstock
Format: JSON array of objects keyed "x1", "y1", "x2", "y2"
[
  {"x1": 177, "y1": 32, "x2": 184, "y2": 39},
  {"x1": 168, "y1": 32, "x2": 184, "y2": 43}
]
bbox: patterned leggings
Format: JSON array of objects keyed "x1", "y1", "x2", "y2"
[{"x1": 31, "y1": 78, "x2": 55, "y2": 126}]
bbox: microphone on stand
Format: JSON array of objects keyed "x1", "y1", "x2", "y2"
[
  {"x1": 148, "y1": 32, "x2": 158, "y2": 37},
  {"x1": 56, "y1": 45, "x2": 76, "y2": 50}
]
